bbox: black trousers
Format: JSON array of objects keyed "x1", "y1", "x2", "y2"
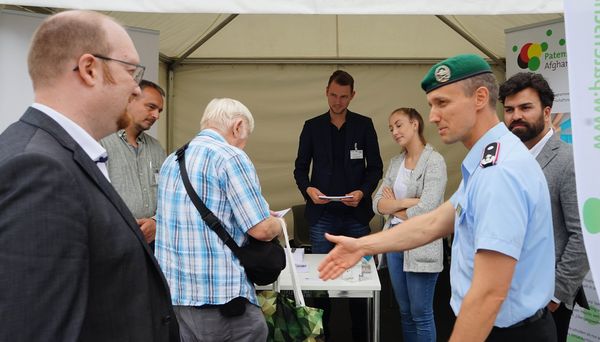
[
  {"x1": 313, "y1": 297, "x2": 368, "y2": 342},
  {"x1": 551, "y1": 303, "x2": 573, "y2": 342},
  {"x1": 487, "y1": 308, "x2": 557, "y2": 342}
]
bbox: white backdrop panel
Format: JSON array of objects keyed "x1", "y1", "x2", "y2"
[{"x1": 0, "y1": 10, "x2": 159, "y2": 135}]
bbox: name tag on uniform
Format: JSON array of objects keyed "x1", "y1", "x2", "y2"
[
  {"x1": 350, "y1": 149, "x2": 363, "y2": 159},
  {"x1": 350, "y1": 143, "x2": 363, "y2": 159}
]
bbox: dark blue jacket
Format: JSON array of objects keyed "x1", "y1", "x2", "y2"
[{"x1": 294, "y1": 110, "x2": 383, "y2": 226}]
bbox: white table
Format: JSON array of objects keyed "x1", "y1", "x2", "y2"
[{"x1": 258, "y1": 253, "x2": 381, "y2": 342}]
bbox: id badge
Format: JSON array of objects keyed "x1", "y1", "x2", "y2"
[
  {"x1": 350, "y1": 149, "x2": 363, "y2": 159},
  {"x1": 350, "y1": 143, "x2": 363, "y2": 159}
]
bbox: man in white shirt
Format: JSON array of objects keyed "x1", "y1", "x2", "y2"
[{"x1": 500, "y1": 72, "x2": 589, "y2": 342}]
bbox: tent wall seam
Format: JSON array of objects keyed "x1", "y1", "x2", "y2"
[
  {"x1": 436, "y1": 15, "x2": 505, "y2": 70},
  {"x1": 170, "y1": 13, "x2": 239, "y2": 69}
]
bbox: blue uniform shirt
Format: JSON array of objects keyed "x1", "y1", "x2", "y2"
[{"x1": 449, "y1": 123, "x2": 555, "y2": 327}]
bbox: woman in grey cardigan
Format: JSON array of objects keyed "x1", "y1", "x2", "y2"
[{"x1": 373, "y1": 108, "x2": 447, "y2": 342}]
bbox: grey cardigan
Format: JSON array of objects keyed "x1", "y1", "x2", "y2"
[{"x1": 373, "y1": 144, "x2": 447, "y2": 272}]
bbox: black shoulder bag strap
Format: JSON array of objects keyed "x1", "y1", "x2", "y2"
[{"x1": 175, "y1": 143, "x2": 241, "y2": 255}]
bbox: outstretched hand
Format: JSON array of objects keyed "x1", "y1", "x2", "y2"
[{"x1": 318, "y1": 233, "x2": 364, "y2": 280}]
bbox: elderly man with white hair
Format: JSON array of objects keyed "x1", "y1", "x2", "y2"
[{"x1": 155, "y1": 98, "x2": 282, "y2": 342}]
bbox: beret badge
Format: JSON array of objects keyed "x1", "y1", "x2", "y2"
[{"x1": 434, "y1": 65, "x2": 451, "y2": 83}]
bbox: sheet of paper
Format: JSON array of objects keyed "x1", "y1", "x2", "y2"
[
  {"x1": 292, "y1": 248, "x2": 305, "y2": 263},
  {"x1": 295, "y1": 262, "x2": 309, "y2": 273},
  {"x1": 318, "y1": 195, "x2": 353, "y2": 201},
  {"x1": 272, "y1": 208, "x2": 291, "y2": 217}
]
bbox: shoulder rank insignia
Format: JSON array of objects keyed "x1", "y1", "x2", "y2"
[{"x1": 480, "y1": 142, "x2": 500, "y2": 168}]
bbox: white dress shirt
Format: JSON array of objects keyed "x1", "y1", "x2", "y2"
[
  {"x1": 31, "y1": 103, "x2": 110, "y2": 181},
  {"x1": 529, "y1": 128, "x2": 554, "y2": 158}
]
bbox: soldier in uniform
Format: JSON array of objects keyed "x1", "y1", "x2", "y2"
[{"x1": 318, "y1": 54, "x2": 557, "y2": 341}]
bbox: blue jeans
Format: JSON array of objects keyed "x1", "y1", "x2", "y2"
[
  {"x1": 309, "y1": 210, "x2": 370, "y2": 254},
  {"x1": 309, "y1": 210, "x2": 370, "y2": 341},
  {"x1": 387, "y1": 251, "x2": 439, "y2": 342}
]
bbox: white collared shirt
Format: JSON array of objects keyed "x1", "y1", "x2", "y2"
[
  {"x1": 31, "y1": 103, "x2": 111, "y2": 181},
  {"x1": 529, "y1": 128, "x2": 554, "y2": 158}
]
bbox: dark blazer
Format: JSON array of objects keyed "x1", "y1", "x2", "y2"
[
  {"x1": 294, "y1": 110, "x2": 383, "y2": 226},
  {"x1": 537, "y1": 135, "x2": 589, "y2": 309},
  {"x1": 0, "y1": 108, "x2": 179, "y2": 342}
]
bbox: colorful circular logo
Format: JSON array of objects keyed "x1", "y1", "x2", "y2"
[{"x1": 514, "y1": 42, "x2": 548, "y2": 71}]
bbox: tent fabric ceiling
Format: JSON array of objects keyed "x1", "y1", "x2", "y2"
[
  {"x1": 108, "y1": 13, "x2": 562, "y2": 61},
  {"x1": 1, "y1": 1, "x2": 563, "y2": 15},
  {"x1": 2, "y1": 4, "x2": 562, "y2": 63}
]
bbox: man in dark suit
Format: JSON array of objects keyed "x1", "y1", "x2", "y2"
[
  {"x1": 0, "y1": 10, "x2": 179, "y2": 342},
  {"x1": 500, "y1": 72, "x2": 589, "y2": 341},
  {"x1": 294, "y1": 70, "x2": 383, "y2": 341}
]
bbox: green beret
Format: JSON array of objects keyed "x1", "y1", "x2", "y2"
[{"x1": 421, "y1": 54, "x2": 492, "y2": 93}]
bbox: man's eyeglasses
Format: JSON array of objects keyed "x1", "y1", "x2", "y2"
[{"x1": 73, "y1": 54, "x2": 146, "y2": 84}]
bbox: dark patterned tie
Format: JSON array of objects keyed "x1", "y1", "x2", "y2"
[{"x1": 95, "y1": 156, "x2": 109, "y2": 164}]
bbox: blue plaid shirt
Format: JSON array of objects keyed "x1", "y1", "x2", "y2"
[{"x1": 155, "y1": 129, "x2": 270, "y2": 306}]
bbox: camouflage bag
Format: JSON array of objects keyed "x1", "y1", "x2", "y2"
[
  {"x1": 257, "y1": 290, "x2": 323, "y2": 342},
  {"x1": 257, "y1": 218, "x2": 324, "y2": 342}
]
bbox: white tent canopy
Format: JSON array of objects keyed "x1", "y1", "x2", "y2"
[
  {"x1": 2, "y1": 3, "x2": 563, "y2": 65},
  {"x1": 2, "y1": 0, "x2": 563, "y2": 14},
  {"x1": 111, "y1": 13, "x2": 563, "y2": 64}
]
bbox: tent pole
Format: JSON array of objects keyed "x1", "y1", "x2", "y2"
[
  {"x1": 166, "y1": 67, "x2": 175, "y2": 152},
  {"x1": 171, "y1": 14, "x2": 239, "y2": 69},
  {"x1": 13, "y1": 5, "x2": 55, "y2": 14},
  {"x1": 436, "y1": 15, "x2": 505, "y2": 71},
  {"x1": 159, "y1": 53, "x2": 172, "y2": 65},
  {"x1": 167, "y1": 13, "x2": 239, "y2": 141}
]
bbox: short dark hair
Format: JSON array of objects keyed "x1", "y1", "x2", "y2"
[
  {"x1": 327, "y1": 70, "x2": 354, "y2": 92},
  {"x1": 139, "y1": 79, "x2": 165, "y2": 97},
  {"x1": 498, "y1": 72, "x2": 554, "y2": 108}
]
